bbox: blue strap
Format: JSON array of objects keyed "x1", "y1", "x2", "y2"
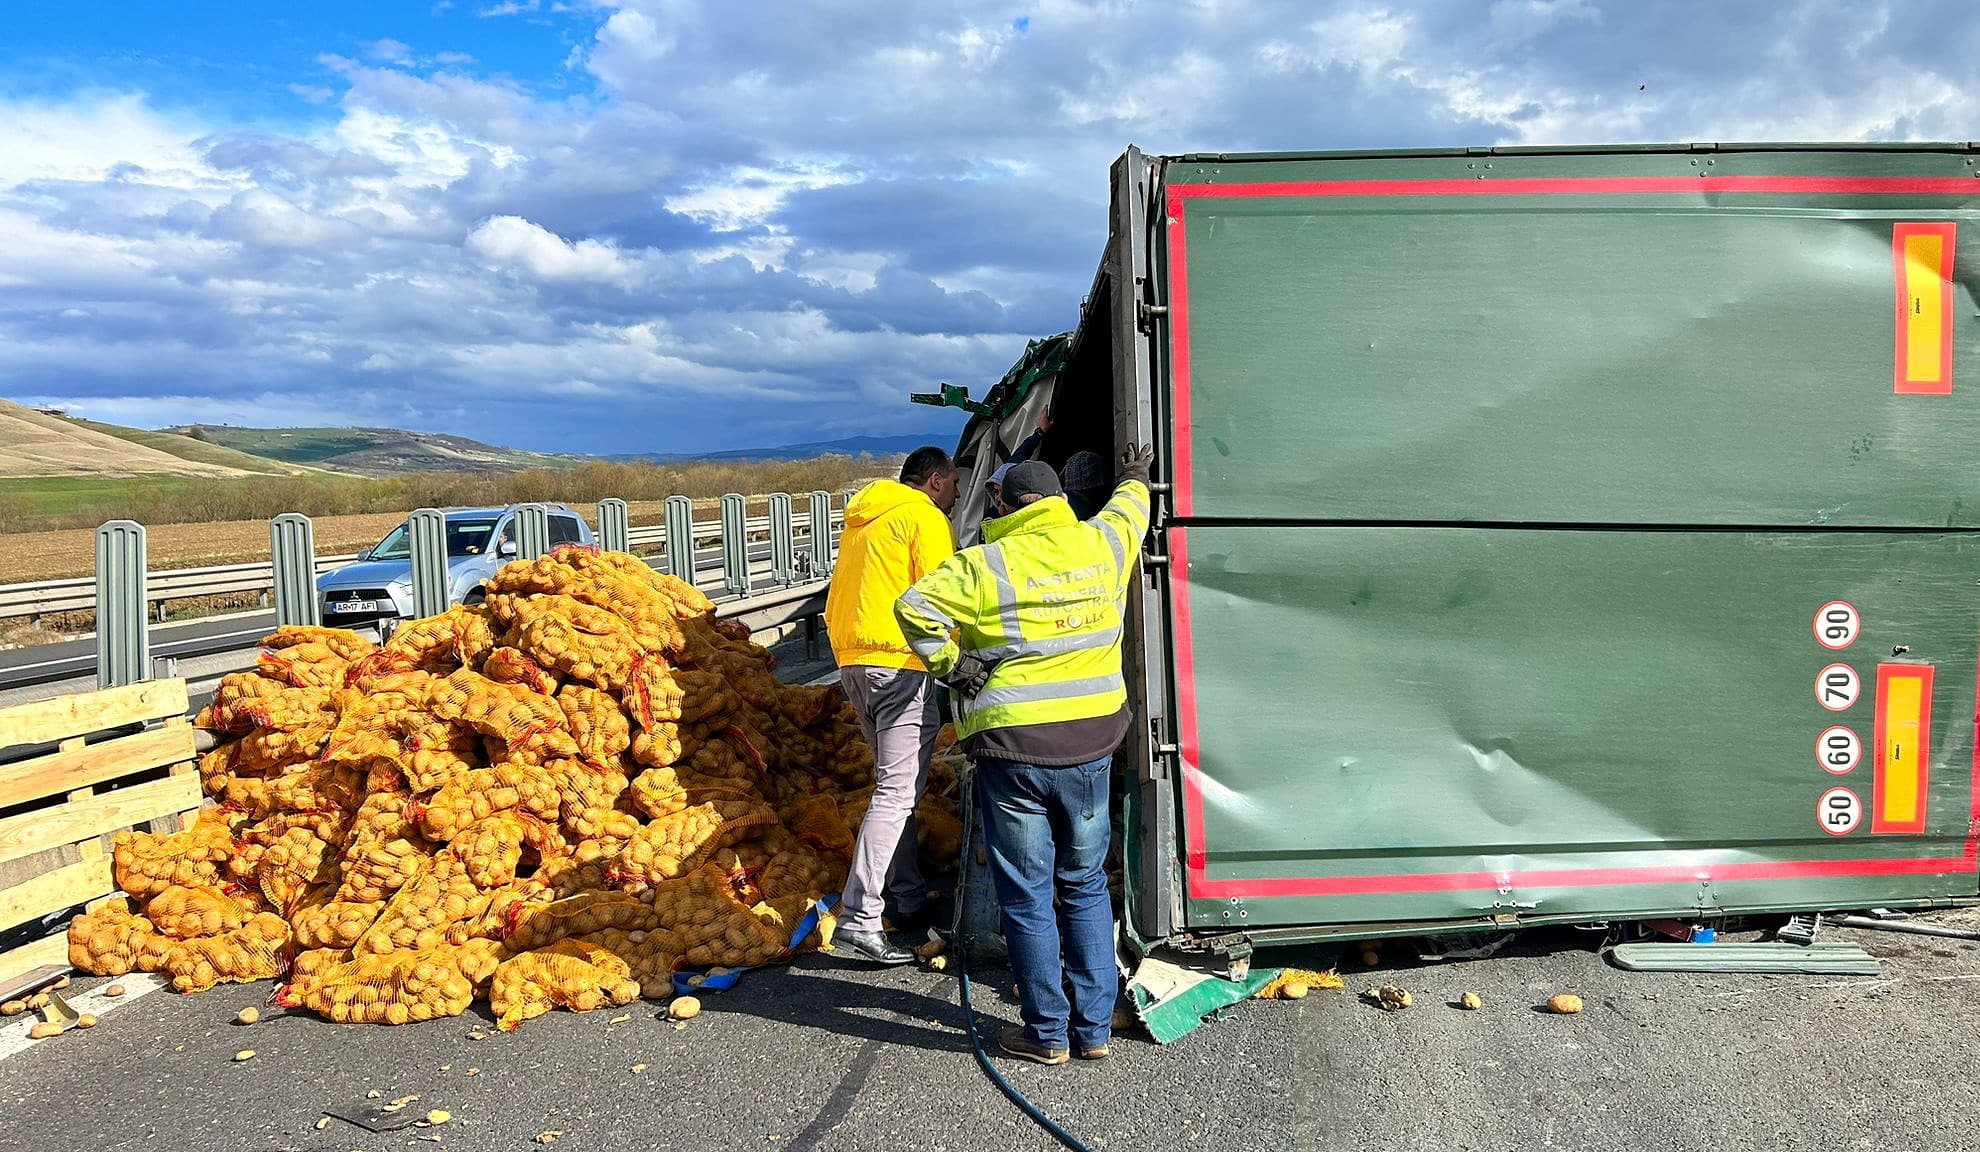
[{"x1": 671, "y1": 894, "x2": 839, "y2": 997}]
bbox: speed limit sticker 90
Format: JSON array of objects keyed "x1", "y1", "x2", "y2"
[
  {"x1": 1816, "y1": 663, "x2": 1861, "y2": 712},
  {"x1": 1816, "y1": 725, "x2": 1862, "y2": 775},
  {"x1": 1818, "y1": 787, "x2": 1863, "y2": 836},
  {"x1": 1814, "y1": 601, "x2": 1861, "y2": 651}
]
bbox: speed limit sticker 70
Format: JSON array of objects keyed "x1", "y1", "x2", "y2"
[
  {"x1": 1818, "y1": 787, "x2": 1863, "y2": 836},
  {"x1": 1814, "y1": 601, "x2": 1861, "y2": 651},
  {"x1": 1817, "y1": 663, "x2": 1861, "y2": 712}
]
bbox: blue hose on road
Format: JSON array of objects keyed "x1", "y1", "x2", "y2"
[
  {"x1": 956, "y1": 946, "x2": 1093, "y2": 1152},
  {"x1": 952, "y1": 766, "x2": 1093, "y2": 1152}
]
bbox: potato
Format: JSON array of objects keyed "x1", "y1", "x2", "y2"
[
  {"x1": 0, "y1": 1000, "x2": 23, "y2": 1017},
  {"x1": 103, "y1": 985, "x2": 127, "y2": 998},
  {"x1": 236, "y1": 1007, "x2": 260, "y2": 1026},
  {"x1": 234, "y1": 1049, "x2": 257, "y2": 1061},
  {"x1": 669, "y1": 996, "x2": 701, "y2": 1020},
  {"x1": 28, "y1": 1022, "x2": 61, "y2": 1039},
  {"x1": 1281, "y1": 982, "x2": 1309, "y2": 1000},
  {"x1": 76, "y1": 1014, "x2": 100, "y2": 1029},
  {"x1": 1459, "y1": 992, "x2": 1483, "y2": 1011},
  {"x1": 1546, "y1": 994, "x2": 1583, "y2": 1015}
]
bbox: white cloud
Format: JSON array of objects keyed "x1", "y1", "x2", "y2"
[
  {"x1": 466, "y1": 215, "x2": 641, "y2": 284},
  {"x1": 0, "y1": 93, "x2": 221, "y2": 190}
]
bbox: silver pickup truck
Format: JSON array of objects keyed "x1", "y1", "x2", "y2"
[{"x1": 314, "y1": 503, "x2": 593, "y2": 627}]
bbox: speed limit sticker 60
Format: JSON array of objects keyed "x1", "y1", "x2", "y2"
[
  {"x1": 1814, "y1": 601, "x2": 1861, "y2": 651},
  {"x1": 1816, "y1": 726, "x2": 1861, "y2": 775},
  {"x1": 1816, "y1": 663, "x2": 1861, "y2": 712},
  {"x1": 1818, "y1": 787, "x2": 1863, "y2": 836}
]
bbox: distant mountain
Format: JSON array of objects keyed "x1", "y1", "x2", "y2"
[
  {"x1": 619, "y1": 434, "x2": 938, "y2": 463},
  {"x1": 172, "y1": 425, "x2": 580, "y2": 477}
]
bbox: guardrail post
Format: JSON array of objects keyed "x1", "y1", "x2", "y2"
[
  {"x1": 270, "y1": 513, "x2": 321, "y2": 627},
  {"x1": 768, "y1": 493, "x2": 795, "y2": 585},
  {"x1": 408, "y1": 508, "x2": 450, "y2": 618},
  {"x1": 720, "y1": 493, "x2": 749, "y2": 598},
  {"x1": 96, "y1": 520, "x2": 148, "y2": 688},
  {"x1": 597, "y1": 498, "x2": 629, "y2": 553},
  {"x1": 514, "y1": 503, "x2": 551, "y2": 560},
  {"x1": 807, "y1": 491, "x2": 834, "y2": 580},
  {"x1": 661, "y1": 496, "x2": 694, "y2": 580}
]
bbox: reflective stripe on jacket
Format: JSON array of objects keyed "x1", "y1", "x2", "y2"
[
  {"x1": 895, "y1": 480, "x2": 1150, "y2": 742},
  {"x1": 825, "y1": 479, "x2": 956, "y2": 670}
]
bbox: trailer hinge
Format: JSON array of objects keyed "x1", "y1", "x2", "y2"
[
  {"x1": 1136, "y1": 301, "x2": 1170, "y2": 333},
  {"x1": 1142, "y1": 553, "x2": 1170, "y2": 568}
]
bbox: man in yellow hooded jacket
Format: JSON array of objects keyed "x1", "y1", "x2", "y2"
[
  {"x1": 896, "y1": 445, "x2": 1154, "y2": 1065},
  {"x1": 823, "y1": 446, "x2": 958, "y2": 965}
]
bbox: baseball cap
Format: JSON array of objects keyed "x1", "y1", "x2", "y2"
[{"x1": 986, "y1": 462, "x2": 1015, "y2": 491}]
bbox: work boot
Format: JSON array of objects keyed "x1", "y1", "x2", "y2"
[
  {"x1": 997, "y1": 1027, "x2": 1069, "y2": 1066},
  {"x1": 834, "y1": 928, "x2": 914, "y2": 966},
  {"x1": 1076, "y1": 1044, "x2": 1110, "y2": 1061}
]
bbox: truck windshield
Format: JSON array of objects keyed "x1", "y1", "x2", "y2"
[{"x1": 369, "y1": 518, "x2": 500, "y2": 560}]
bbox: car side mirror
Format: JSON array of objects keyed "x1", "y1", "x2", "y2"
[
  {"x1": 499, "y1": 540, "x2": 518, "y2": 557},
  {"x1": 357, "y1": 547, "x2": 373, "y2": 562}
]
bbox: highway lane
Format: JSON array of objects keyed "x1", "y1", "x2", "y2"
[{"x1": 0, "y1": 544, "x2": 812, "y2": 694}]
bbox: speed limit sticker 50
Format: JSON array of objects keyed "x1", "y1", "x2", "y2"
[
  {"x1": 1814, "y1": 601, "x2": 1861, "y2": 651},
  {"x1": 1816, "y1": 663, "x2": 1861, "y2": 712},
  {"x1": 1818, "y1": 787, "x2": 1863, "y2": 836}
]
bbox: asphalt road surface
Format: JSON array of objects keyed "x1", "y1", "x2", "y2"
[{"x1": 5, "y1": 911, "x2": 1980, "y2": 1152}]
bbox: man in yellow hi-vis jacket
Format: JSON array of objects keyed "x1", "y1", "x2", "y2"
[
  {"x1": 824, "y1": 446, "x2": 958, "y2": 966},
  {"x1": 896, "y1": 445, "x2": 1153, "y2": 1065}
]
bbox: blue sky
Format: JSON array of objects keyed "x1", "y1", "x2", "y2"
[{"x1": 0, "y1": 0, "x2": 1975, "y2": 454}]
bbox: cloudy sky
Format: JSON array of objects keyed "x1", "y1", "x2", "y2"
[{"x1": 1, "y1": 0, "x2": 1974, "y2": 454}]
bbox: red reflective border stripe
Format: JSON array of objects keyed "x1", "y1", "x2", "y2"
[
  {"x1": 1187, "y1": 852, "x2": 1979, "y2": 900},
  {"x1": 1173, "y1": 633, "x2": 1976, "y2": 898},
  {"x1": 1167, "y1": 174, "x2": 1980, "y2": 903},
  {"x1": 1171, "y1": 176, "x2": 1980, "y2": 201},
  {"x1": 1165, "y1": 188, "x2": 1194, "y2": 519},
  {"x1": 1169, "y1": 529, "x2": 1207, "y2": 876}
]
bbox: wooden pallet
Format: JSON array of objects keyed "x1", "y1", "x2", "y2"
[{"x1": 0, "y1": 680, "x2": 202, "y2": 984}]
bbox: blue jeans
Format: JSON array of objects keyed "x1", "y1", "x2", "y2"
[{"x1": 977, "y1": 755, "x2": 1115, "y2": 1052}]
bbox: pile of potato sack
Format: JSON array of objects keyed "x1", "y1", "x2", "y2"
[{"x1": 66, "y1": 548, "x2": 962, "y2": 1030}]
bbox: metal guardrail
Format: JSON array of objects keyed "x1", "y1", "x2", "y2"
[
  {"x1": 0, "y1": 506, "x2": 845, "y2": 621},
  {"x1": 0, "y1": 554, "x2": 827, "y2": 696}
]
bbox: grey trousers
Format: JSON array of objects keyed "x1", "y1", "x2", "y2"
[{"x1": 838, "y1": 665, "x2": 939, "y2": 934}]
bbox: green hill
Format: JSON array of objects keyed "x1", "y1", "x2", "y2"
[
  {"x1": 174, "y1": 425, "x2": 578, "y2": 477},
  {"x1": 61, "y1": 417, "x2": 319, "y2": 476}
]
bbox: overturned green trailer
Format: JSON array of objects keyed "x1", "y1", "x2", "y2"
[{"x1": 936, "y1": 143, "x2": 1980, "y2": 976}]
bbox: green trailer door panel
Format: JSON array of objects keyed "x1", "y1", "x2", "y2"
[
  {"x1": 1164, "y1": 152, "x2": 1980, "y2": 526},
  {"x1": 1169, "y1": 525, "x2": 1980, "y2": 929}
]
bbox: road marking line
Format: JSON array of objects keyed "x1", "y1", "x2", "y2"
[{"x1": 0, "y1": 973, "x2": 166, "y2": 1063}]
